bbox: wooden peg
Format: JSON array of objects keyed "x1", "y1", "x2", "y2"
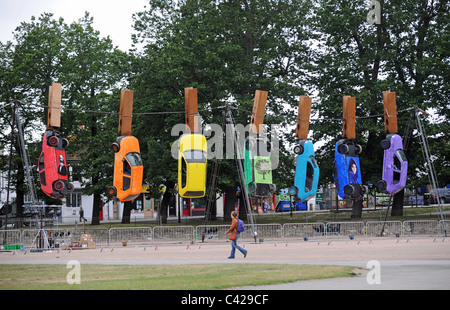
[
  {"x1": 343, "y1": 96, "x2": 356, "y2": 139},
  {"x1": 47, "y1": 82, "x2": 62, "y2": 130},
  {"x1": 184, "y1": 87, "x2": 199, "y2": 133},
  {"x1": 296, "y1": 96, "x2": 312, "y2": 139},
  {"x1": 383, "y1": 91, "x2": 398, "y2": 134},
  {"x1": 118, "y1": 89, "x2": 134, "y2": 135},
  {"x1": 250, "y1": 90, "x2": 268, "y2": 134}
]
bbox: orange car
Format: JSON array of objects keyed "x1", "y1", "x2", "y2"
[{"x1": 108, "y1": 136, "x2": 143, "y2": 201}]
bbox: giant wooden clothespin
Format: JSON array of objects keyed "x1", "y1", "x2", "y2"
[
  {"x1": 118, "y1": 89, "x2": 134, "y2": 135},
  {"x1": 296, "y1": 96, "x2": 312, "y2": 140},
  {"x1": 342, "y1": 96, "x2": 356, "y2": 139},
  {"x1": 184, "y1": 87, "x2": 199, "y2": 133},
  {"x1": 47, "y1": 82, "x2": 62, "y2": 130},
  {"x1": 383, "y1": 91, "x2": 398, "y2": 134},
  {"x1": 250, "y1": 90, "x2": 268, "y2": 135}
]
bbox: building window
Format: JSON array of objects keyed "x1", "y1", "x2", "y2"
[{"x1": 67, "y1": 191, "x2": 82, "y2": 208}]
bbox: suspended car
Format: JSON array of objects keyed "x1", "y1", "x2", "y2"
[
  {"x1": 38, "y1": 130, "x2": 74, "y2": 199},
  {"x1": 178, "y1": 133, "x2": 207, "y2": 198},
  {"x1": 377, "y1": 134, "x2": 408, "y2": 194},
  {"x1": 108, "y1": 136, "x2": 143, "y2": 202},
  {"x1": 244, "y1": 136, "x2": 276, "y2": 198},
  {"x1": 290, "y1": 140, "x2": 319, "y2": 202},
  {"x1": 333, "y1": 139, "x2": 365, "y2": 199}
]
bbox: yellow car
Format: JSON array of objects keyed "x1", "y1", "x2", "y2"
[{"x1": 178, "y1": 133, "x2": 207, "y2": 198}]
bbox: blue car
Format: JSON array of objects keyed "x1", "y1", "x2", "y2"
[
  {"x1": 333, "y1": 139, "x2": 365, "y2": 199},
  {"x1": 291, "y1": 140, "x2": 319, "y2": 202}
]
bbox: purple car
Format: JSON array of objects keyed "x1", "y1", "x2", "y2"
[{"x1": 377, "y1": 134, "x2": 408, "y2": 194}]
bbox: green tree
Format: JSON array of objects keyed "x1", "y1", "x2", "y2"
[
  {"x1": 0, "y1": 12, "x2": 128, "y2": 225},
  {"x1": 310, "y1": 0, "x2": 449, "y2": 217},
  {"x1": 0, "y1": 13, "x2": 67, "y2": 220},
  {"x1": 131, "y1": 0, "x2": 314, "y2": 222},
  {"x1": 60, "y1": 12, "x2": 130, "y2": 224}
]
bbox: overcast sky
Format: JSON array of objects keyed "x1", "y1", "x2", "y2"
[{"x1": 0, "y1": 0, "x2": 149, "y2": 51}]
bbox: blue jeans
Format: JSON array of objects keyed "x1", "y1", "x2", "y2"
[{"x1": 230, "y1": 233, "x2": 247, "y2": 258}]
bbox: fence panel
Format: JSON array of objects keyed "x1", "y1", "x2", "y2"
[
  {"x1": 366, "y1": 221, "x2": 403, "y2": 238},
  {"x1": 326, "y1": 222, "x2": 365, "y2": 238},
  {"x1": 403, "y1": 220, "x2": 439, "y2": 237},
  {"x1": 3, "y1": 220, "x2": 444, "y2": 249},
  {"x1": 241, "y1": 224, "x2": 282, "y2": 241},
  {"x1": 109, "y1": 227, "x2": 153, "y2": 246},
  {"x1": 21, "y1": 229, "x2": 40, "y2": 248},
  {"x1": 196, "y1": 225, "x2": 229, "y2": 241},
  {"x1": 283, "y1": 223, "x2": 326, "y2": 239},
  {"x1": 69, "y1": 228, "x2": 109, "y2": 247},
  {"x1": 0, "y1": 230, "x2": 22, "y2": 249},
  {"x1": 153, "y1": 226, "x2": 195, "y2": 242},
  {"x1": 439, "y1": 220, "x2": 450, "y2": 237}
]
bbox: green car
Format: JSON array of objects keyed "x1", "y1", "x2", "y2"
[{"x1": 244, "y1": 136, "x2": 276, "y2": 198}]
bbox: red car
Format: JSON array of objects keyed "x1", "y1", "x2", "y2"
[{"x1": 38, "y1": 130, "x2": 74, "y2": 199}]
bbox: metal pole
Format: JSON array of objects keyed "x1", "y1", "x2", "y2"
[
  {"x1": 415, "y1": 109, "x2": 446, "y2": 235},
  {"x1": 15, "y1": 107, "x2": 37, "y2": 206},
  {"x1": 226, "y1": 106, "x2": 257, "y2": 242}
]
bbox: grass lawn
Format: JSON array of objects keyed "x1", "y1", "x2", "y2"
[{"x1": 0, "y1": 264, "x2": 360, "y2": 290}]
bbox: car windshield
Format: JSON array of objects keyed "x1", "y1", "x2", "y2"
[
  {"x1": 183, "y1": 150, "x2": 206, "y2": 163},
  {"x1": 309, "y1": 156, "x2": 319, "y2": 168},
  {"x1": 395, "y1": 149, "x2": 407, "y2": 162},
  {"x1": 126, "y1": 152, "x2": 143, "y2": 166}
]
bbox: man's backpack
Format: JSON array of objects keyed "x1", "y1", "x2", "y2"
[{"x1": 237, "y1": 219, "x2": 245, "y2": 233}]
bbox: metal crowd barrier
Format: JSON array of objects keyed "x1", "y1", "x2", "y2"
[{"x1": 1, "y1": 220, "x2": 448, "y2": 250}]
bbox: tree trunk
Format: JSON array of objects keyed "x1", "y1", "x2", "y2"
[
  {"x1": 121, "y1": 201, "x2": 133, "y2": 224},
  {"x1": 158, "y1": 180, "x2": 174, "y2": 224},
  {"x1": 90, "y1": 114, "x2": 101, "y2": 225},
  {"x1": 91, "y1": 191, "x2": 101, "y2": 225},
  {"x1": 238, "y1": 193, "x2": 248, "y2": 220},
  {"x1": 391, "y1": 190, "x2": 404, "y2": 216},
  {"x1": 351, "y1": 199, "x2": 363, "y2": 219},
  {"x1": 223, "y1": 187, "x2": 236, "y2": 222}
]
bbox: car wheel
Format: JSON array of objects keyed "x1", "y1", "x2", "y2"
[
  {"x1": 53, "y1": 180, "x2": 65, "y2": 191},
  {"x1": 355, "y1": 144, "x2": 362, "y2": 155},
  {"x1": 108, "y1": 186, "x2": 117, "y2": 196},
  {"x1": 338, "y1": 143, "x2": 349, "y2": 154},
  {"x1": 62, "y1": 138, "x2": 69, "y2": 149},
  {"x1": 361, "y1": 185, "x2": 368, "y2": 194},
  {"x1": 48, "y1": 136, "x2": 59, "y2": 147},
  {"x1": 293, "y1": 145, "x2": 304, "y2": 155},
  {"x1": 111, "y1": 142, "x2": 120, "y2": 153},
  {"x1": 381, "y1": 139, "x2": 390, "y2": 149},
  {"x1": 288, "y1": 186, "x2": 298, "y2": 196},
  {"x1": 245, "y1": 137, "x2": 255, "y2": 151},
  {"x1": 67, "y1": 182, "x2": 74, "y2": 193},
  {"x1": 377, "y1": 180, "x2": 387, "y2": 190},
  {"x1": 344, "y1": 184, "x2": 354, "y2": 195},
  {"x1": 270, "y1": 183, "x2": 277, "y2": 194}
]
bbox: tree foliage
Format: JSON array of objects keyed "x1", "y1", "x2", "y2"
[
  {"x1": 1, "y1": 0, "x2": 448, "y2": 223},
  {"x1": 310, "y1": 0, "x2": 449, "y2": 190}
]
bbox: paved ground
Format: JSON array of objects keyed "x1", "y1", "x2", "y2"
[{"x1": 1, "y1": 237, "x2": 449, "y2": 290}]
